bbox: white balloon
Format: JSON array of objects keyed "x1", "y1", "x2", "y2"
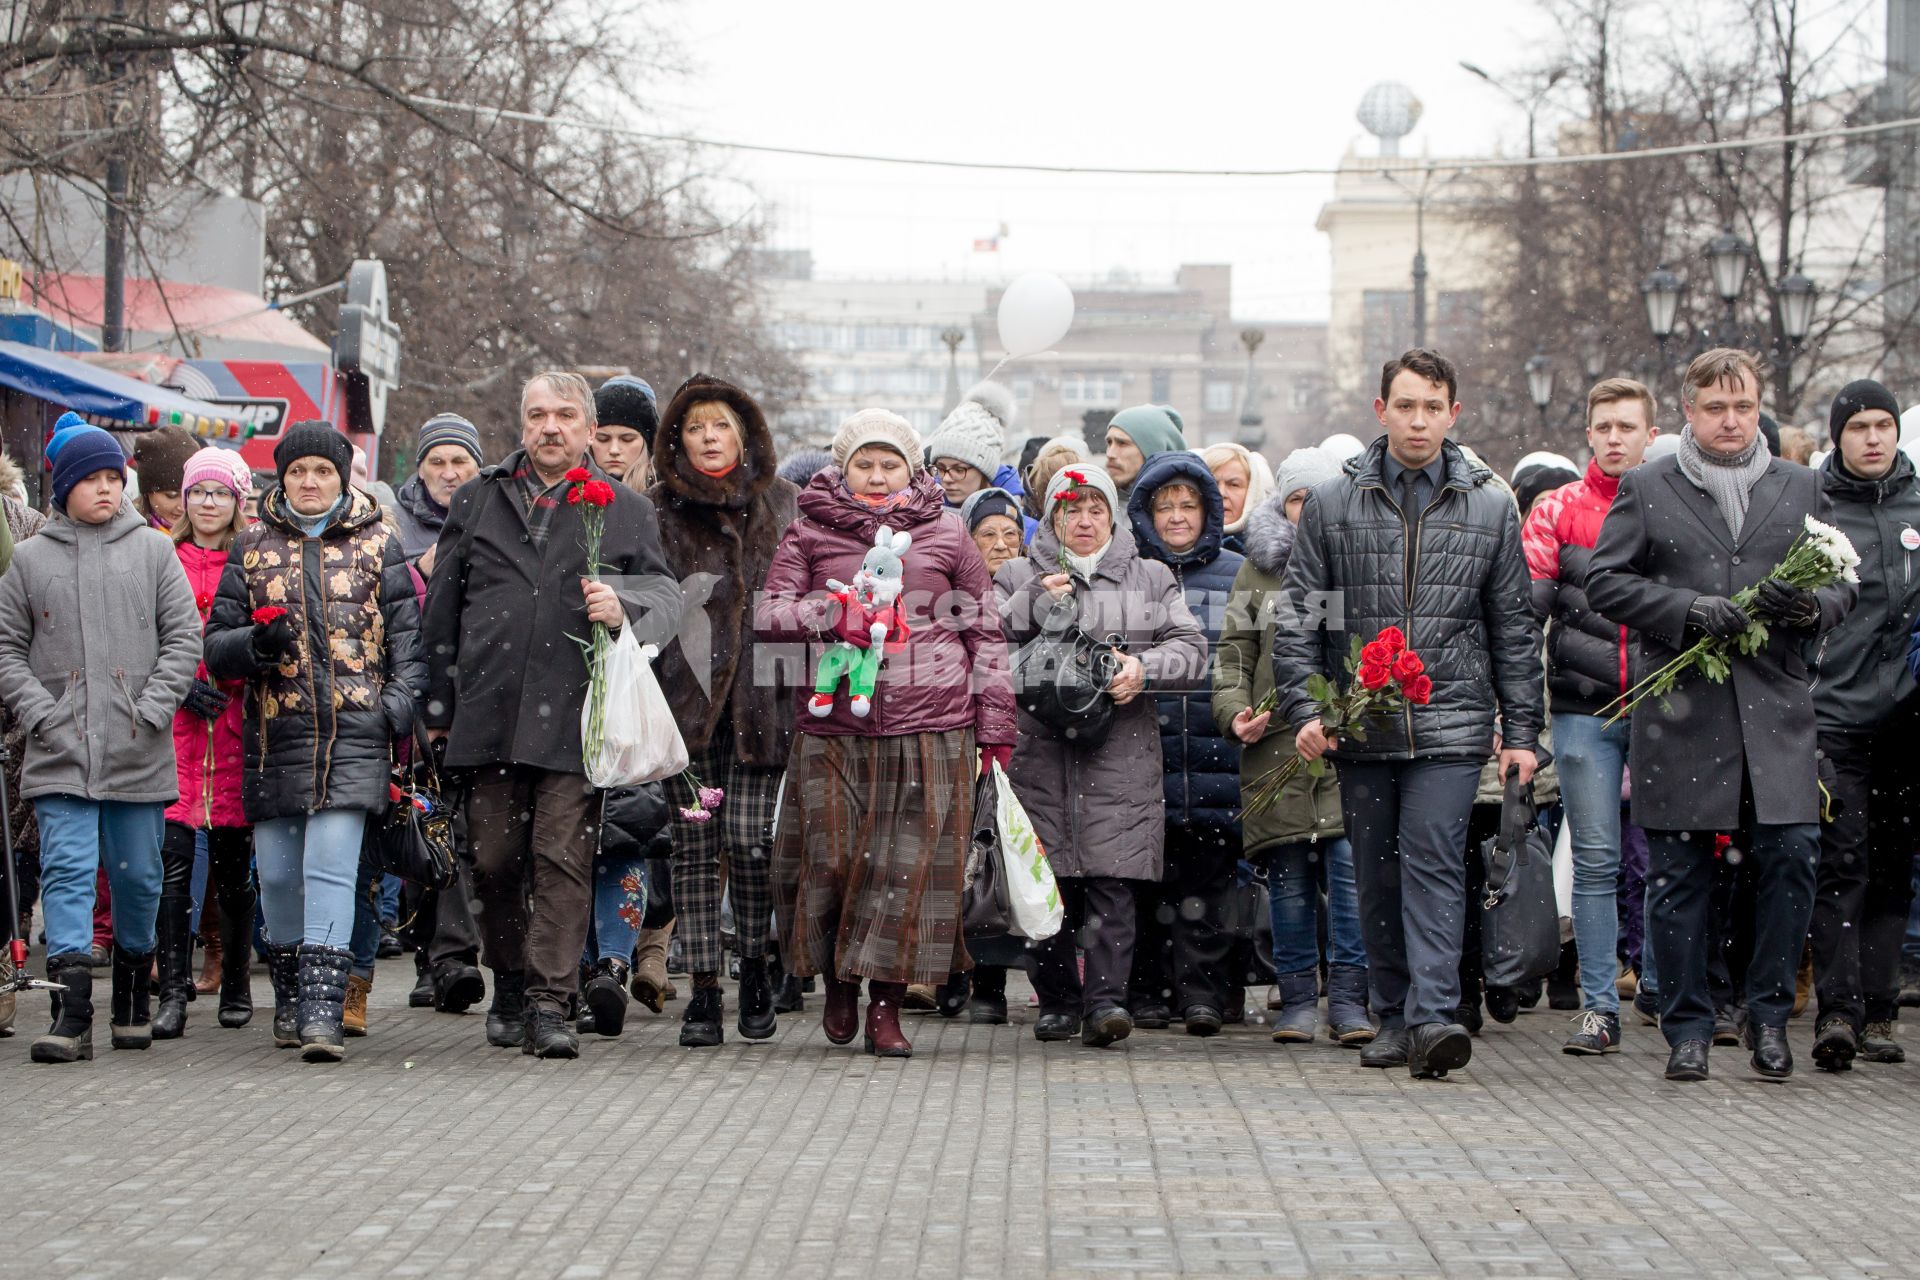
[
  {"x1": 1644, "y1": 433, "x2": 1681, "y2": 461},
  {"x1": 1902, "y1": 431, "x2": 1920, "y2": 469},
  {"x1": 1809, "y1": 449, "x2": 1829, "y2": 470},
  {"x1": 1510, "y1": 450, "x2": 1580, "y2": 482},
  {"x1": 1320, "y1": 432, "x2": 1365, "y2": 461},
  {"x1": 995, "y1": 273, "x2": 1075, "y2": 359}
]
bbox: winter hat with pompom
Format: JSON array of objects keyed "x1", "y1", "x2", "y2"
[
  {"x1": 928, "y1": 381, "x2": 1016, "y2": 479},
  {"x1": 832, "y1": 408, "x2": 923, "y2": 474}
]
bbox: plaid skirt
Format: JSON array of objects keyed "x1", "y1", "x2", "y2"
[{"x1": 774, "y1": 728, "x2": 974, "y2": 985}]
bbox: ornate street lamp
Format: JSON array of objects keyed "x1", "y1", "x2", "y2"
[
  {"x1": 1640, "y1": 264, "x2": 1683, "y2": 373},
  {"x1": 2, "y1": 0, "x2": 32, "y2": 45},
  {"x1": 1706, "y1": 231, "x2": 1750, "y2": 336},
  {"x1": 216, "y1": 0, "x2": 268, "y2": 40},
  {"x1": 1581, "y1": 328, "x2": 1607, "y2": 382},
  {"x1": 1778, "y1": 272, "x2": 1817, "y2": 345},
  {"x1": 1525, "y1": 354, "x2": 1554, "y2": 429}
]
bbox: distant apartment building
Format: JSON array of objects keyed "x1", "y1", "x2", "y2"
[{"x1": 759, "y1": 254, "x2": 1328, "y2": 464}]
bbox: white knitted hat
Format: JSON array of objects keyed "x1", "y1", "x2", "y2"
[
  {"x1": 832, "y1": 407, "x2": 924, "y2": 474},
  {"x1": 927, "y1": 382, "x2": 1015, "y2": 478}
]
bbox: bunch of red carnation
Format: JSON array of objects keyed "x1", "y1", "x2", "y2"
[
  {"x1": 251, "y1": 605, "x2": 287, "y2": 626},
  {"x1": 564, "y1": 467, "x2": 615, "y2": 508}
]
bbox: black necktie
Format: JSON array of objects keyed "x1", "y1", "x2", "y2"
[{"x1": 1399, "y1": 471, "x2": 1423, "y2": 517}]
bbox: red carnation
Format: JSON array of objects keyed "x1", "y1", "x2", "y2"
[
  {"x1": 195, "y1": 592, "x2": 214, "y2": 616},
  {"x1": 584, "y1": 480, "x2": 616, "y2": 507},
  {"x1": 1062, "y1": 469, "x2": 1086, "y2": 486},
  {"x1": 566, "y1": 487, "x2": 584, "y2": 505},
  {"x1": 1360, "y1": 640, "x2": 1391, "y2": 667},
  {"x1": 1403, "y1": 674, "x2": 1433, "y2": 705},
  {"x1": 1378, "y1": 626, "x2": 1406, "y2": 654},
  {"x1": 1391, "y1": 651, "x2": 1424, "y2": 682},
  {"x1": 565, "y1": 467, "x2": 592, "y2": 483},
  {"x1": 251, "y1": 606, "x2": 287, "y2": 625},
  {"x1": 1357, "y1": 662, "x2": 1391, "y2": 691}
]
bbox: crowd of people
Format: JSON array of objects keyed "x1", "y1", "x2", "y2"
[{"x1": 1, "y1": 341, "x2": 1916, "y2": 1084}]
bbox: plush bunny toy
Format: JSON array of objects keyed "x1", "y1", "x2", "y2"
[{"x1": 811, "y1": 526, "x2": 913, "y2": 718}]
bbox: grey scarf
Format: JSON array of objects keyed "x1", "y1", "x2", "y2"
[{"x1": 1676, "y1": 424, "x2": 1771, "y2": 541}]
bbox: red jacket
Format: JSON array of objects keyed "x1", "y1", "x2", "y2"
[
  {"x1": 166, "y1": 540, "x2": 248, "y2": 828},
  {"x1": 1521, "y1": 460, "x2": 1631, "y2": 715},
  {"x1": 755, "y1": 470, "x2": 1015, "y2": 745}
]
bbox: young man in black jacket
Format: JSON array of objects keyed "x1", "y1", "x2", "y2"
[
  {"x1": 1274, "y1": 348, "x2": 1544, "y2": 1080},
  {"x1": 1807, "y1": 379, "x2": 1920, "y2": 1070}
]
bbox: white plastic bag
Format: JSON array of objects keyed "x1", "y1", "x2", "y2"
[
  {"x1": 991, "y1": 763, "x2": 1063, "y2": 940},
  {"x1": 1552, "y1": 807, "x2": 1574, "y2": 941},
  {"x1": 583, "y1": 628, "x2": 689, "y2": 789}
]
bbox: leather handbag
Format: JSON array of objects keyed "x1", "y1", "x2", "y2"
[
  {"x1": 362, "y1": 723, "x2": 457, "y2": 890},
  {"x1": 1479, "y1": 769, "x2": 1560, "y2": 988},
  {"x1": 1010, "y1": 621, "x2": 1125, "y2": 750},
  {"x1": 962, "y1": 770, "x2": 1013, "y2": 939}
]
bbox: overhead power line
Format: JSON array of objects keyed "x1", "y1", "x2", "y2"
[{"x1": 406, "y1": 93, "x2": 1920, "y2": 179}]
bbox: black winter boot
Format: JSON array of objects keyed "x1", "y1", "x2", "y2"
[
  {"x1": 1269, "y1": 968, "x2": 1319, "y2": 1043},
  {"x1": 486, "y1": 971, "x2": 527, "y2": 1048},
  {"x1": 296, "y1": 943, "x2": 352, "y2": 1062},
  {"x1": 267, "y1": 942, "x2": 301, "y2": 1048},
  {"x1": 109, "y1": 944, "x2": 154, "y2": 1050},
  {"x1": 935, "y1": 970, "x2": 972, "y2": 1018},
  {"x1": 581, "y1": 957, "x2": 630, "y2": 1038},
  {"x1": 1325, "y1": 964, "x2": 1376, "y2": 1045},
  {"x1": 522, "y1": 1006, "x2": 580, "y2": 1058},
  {"x1": 30, "y1": 955, "x2": 94, "y2": 1063},
  {"x1": 736, "y1": 957, "x2": 776, "y2": 1040},
  {"x1": 680, "y1": 983, "x2": 724, "y2": 1048},
  {"x1": 151, "y1": 881, "x2": 193, "y2": 1040},
  {"x1": 215, "y1": 875, "x2": 256, "y2": 1028}
]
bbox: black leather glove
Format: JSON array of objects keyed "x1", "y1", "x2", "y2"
[
  {"x1": 252, "y1": 614, "x2": 298, "y2": 662},
  {"x1": 1687, "y1": 595, "x2": 1752, "y2": 642},
  {"x1": 1753, "y1": 578, "x2": 1820, "y2": 629},
  {"x1": 181, "y1": 679, "x2": 230, "y2": 721}
]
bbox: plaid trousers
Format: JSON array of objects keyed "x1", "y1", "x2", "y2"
[{"x1": 669, "y1": 731, "x2": 781, "y2": 975}]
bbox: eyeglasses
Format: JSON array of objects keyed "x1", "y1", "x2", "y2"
[
  {"x1": 934, "y1": 462, "x2": 977, "y2": 482},
  {"x1": 187, "y1": 486, "x2": 237, "y2": 506}
]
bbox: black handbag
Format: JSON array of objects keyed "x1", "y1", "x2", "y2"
[
  {"x1": 962, "y1": 770, "x2": 1012, "y2": 939},
  {"x1": 362, "y1": 723, "x2": 457, "y2": 890},
  {"x1": 1010, "y1": 620, "x2": 1125, "y2": 750},
  {"x1": 1479, "y1": 770, "x2": 1560, "y2": 988}
]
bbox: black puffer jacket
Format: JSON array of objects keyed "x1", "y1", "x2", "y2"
[
  {"x1": 1812, "y1": 450, "x2": 1920, "y2": 732},
  {"x1": 601, "y1": 783, "x2": 672, "y2": 862},
  {"x1": 1127, "y1": 451, "x2": 1244, "y2": 836},
  {"x1": 1273, "y1": 437, "x2": 1544, "y2": 760},
  {"x1": 205, "y1": 488, "x2": 424, "y2": 820}
]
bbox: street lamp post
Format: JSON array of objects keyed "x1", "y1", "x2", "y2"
[
  {"x1": 1640, "y1": 263, "x2": 1683, "y2": 380},
  {"x1": 1706, "y1": 230, "x2": 1751, "y2": 343},
  {"x1": 1775, "y1": 271, "x2": 1817, "y2": 410},
  {"x1": 939, "y1": 326, "x2": 965, "y2": 415},
  {"x1": 1525, "y1": 354, "x2": 1554, "y2": 431},
  {"x1": 1237, "y1": 327, "x2": 1266, "y2": 449}
]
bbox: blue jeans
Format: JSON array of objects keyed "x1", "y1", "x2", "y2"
[
  {"x1": 588, "y1": 853, "x2": 649, "y2": 964},
  {"x1": 348, "y1": 858, "x2": 381, "y2": 980},
  {"x1": 253, "y1": 809, "x2": 367, "y2": 949},
  {"x1": 34, "y1": 797, "x2": 166, "y2": 959},
  {"x1": 379, "y1": 873, "x2": 402, "y2": 925},
  {"x1": 1267, "y1": 837, "x2": 1366, "y2": 973},
  {"x1": 1554, "y1": 712, "x2": 1631, "y2": 1014}
]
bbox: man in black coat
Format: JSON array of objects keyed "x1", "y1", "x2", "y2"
[
  {"x1": 423, "y1": 371, "x2": 681, "y2": 1058},
  {"x1": 1588, "y1": 349, "x2": 1854, "y2": 1084},
  {"x1": 1805, "y1": 379, "x2": 1920, "y2": 1070},
  {"x1": 1275, "y1": 348, "x2": 1545, "y2": 1080}
]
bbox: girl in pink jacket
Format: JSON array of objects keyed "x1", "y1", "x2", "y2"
[{"x1": 154, "y1": 448, "x2": 257, "y2": 1037}]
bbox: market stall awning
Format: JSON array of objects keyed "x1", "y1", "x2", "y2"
[{"x1": 0, "y1": 339, "x2": 251, "y2": 441}]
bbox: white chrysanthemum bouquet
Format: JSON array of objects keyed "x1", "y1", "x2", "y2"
[{"x1": 1605, "y1": 514, "x2": 1858, "y2": 725}]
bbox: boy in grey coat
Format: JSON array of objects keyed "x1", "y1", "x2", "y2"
[{"x1": 0, "y1": 425, "x2": 201, "y2": 1062}]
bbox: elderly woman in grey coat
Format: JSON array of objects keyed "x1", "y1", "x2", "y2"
[{"x1": 995, "y1": 462, "x2": 1206, "y2": 1048}]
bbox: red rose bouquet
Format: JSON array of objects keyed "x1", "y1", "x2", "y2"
[{"x1": 1242, "y1": 626, "x2": 1430, "y2": 815}]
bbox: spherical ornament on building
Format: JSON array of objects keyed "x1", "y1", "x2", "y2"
[{"x1": 1357, "y1": 82, "x2": 1424, "y2": 156}]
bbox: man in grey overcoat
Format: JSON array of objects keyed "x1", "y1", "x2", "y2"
[{"x1": 1589, "y1": 348, "x2": 1855, "y2": 1084}]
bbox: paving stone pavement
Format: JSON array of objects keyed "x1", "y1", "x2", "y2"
[{"x1": 5, "y1": 967, "x2": 1920, "y2": 1279}]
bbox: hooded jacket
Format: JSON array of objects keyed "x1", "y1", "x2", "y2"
[
  {"x1": 1522, "y1": 460, "x2": 1633, "y2": 716},
  {"x1": 205, "y1": 488, "x2": 424, "y2": 819},
  {"x1": 1812, "y1": 449, "x2": 1920, "y2": 732},
  {"x1": 168, "y1": 539, "x2": 248, "y2": 827},
  {"x1": 0, "y1": 506, "x2": 201, "y2": 803},
  {"x1": 995, "y1": 516, "x2": 1208, "y2": 881},
  {"x1": 1272, "y1": 436, "x2": 1544, "y2": 761},
  {"x1": 755, "y1": 469, "x2": 1015, "y2": 744},
  {"x1": 646, "y1": 374, "x2": 800, "y2": 765},
  {"x1": 1126, "y1": 451, "x2": 1244, "y2": 835},
  {"x1": 1211, "y1": 491, "x2": 1344, "y2": 853}
]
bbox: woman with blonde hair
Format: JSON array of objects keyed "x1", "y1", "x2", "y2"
[{"x1": 1198, "y1": 442, "x2": 1273, "y2": 554}]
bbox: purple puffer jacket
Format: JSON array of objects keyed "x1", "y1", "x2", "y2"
[{"x1": 755, "y1": 469, "x2": 1015, "y2": 746}]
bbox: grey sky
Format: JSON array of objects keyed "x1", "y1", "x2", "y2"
[{"x1": 651, "y1": 0, "x2": 1561, "y2": 321}]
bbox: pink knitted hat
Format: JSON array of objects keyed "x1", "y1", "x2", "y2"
[{"x1": 180, "y1": 446, "x2": 255, "y2": 498}]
